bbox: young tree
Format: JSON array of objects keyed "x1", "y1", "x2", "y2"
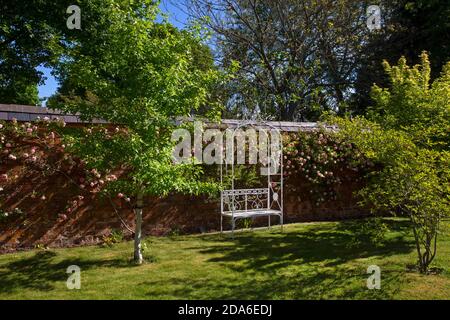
[
  {"x1": 51, "y1": 1, "x2": 221, "y2": 264},
  {"x1": 331, "y1": 53, "x2": 450, "y2": 273}
]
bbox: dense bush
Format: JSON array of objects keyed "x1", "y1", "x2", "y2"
[{"x1": 332, "y1": 53, "x2": 450, "y2": 274}]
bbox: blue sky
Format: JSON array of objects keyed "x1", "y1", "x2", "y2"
[{"x1": 38, "y1": 1, "x2": 188, "y2": 104}]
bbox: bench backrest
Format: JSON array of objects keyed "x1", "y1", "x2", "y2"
[{"x1": 221, "y1": 188, "x2": 270, "y2": 213}]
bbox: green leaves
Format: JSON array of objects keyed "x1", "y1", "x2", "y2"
[
  {"x1": 369, "y1": 52, "x2": 450, "y2": 151},
  {"x1": 330, "y1": 53, "x2": 450, "y2": 273},
  {"x1": 51, "y1": 2, "x2": 221, "y2": 198}
]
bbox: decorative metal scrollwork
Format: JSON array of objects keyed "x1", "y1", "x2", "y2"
[{"x1": 222, "y1": 189, "x2": 269, "y2": 212}]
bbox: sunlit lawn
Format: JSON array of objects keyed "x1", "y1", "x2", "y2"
[{"x1": 1, "y1": 218, "x2": 450, "y2": 300}]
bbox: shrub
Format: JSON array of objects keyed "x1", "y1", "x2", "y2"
[{"x1": 331, "y1": 53, "x2": 450, "y2": 274}]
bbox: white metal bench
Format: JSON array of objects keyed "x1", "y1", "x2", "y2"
[{"x1": 220, "y1": 188, "x2": 283, "y2": 235}]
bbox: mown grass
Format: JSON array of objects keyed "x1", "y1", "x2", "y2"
[{"x1": 1, "y1": 218, "x2": 450, "y2": 300}]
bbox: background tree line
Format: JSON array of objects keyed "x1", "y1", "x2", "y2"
[
  {"x1": 181, "y1": 0, "x2": 450, "y2": 120},
  {"x1": 1, "y1": 0, "x2": 449, "y2": 121}
]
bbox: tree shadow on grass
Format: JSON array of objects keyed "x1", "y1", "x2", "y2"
[
  {"x1": 195, "y1": 219, "x2": 413, "y2": 272},
  {"x1": 142, "y1": 219, "x2": 414, "y2": 299},
  {"x1": 0, "y1": 250, "x2": 132, "y2": 293},
  {"x1": 142, "y1": 267, "x2": 404, "y2": 299}
]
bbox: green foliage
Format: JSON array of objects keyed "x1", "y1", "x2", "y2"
[
  {"x1": 0, "y1": 1, "x2": 97, "y2": 104},
  {"x1": 331, "y1": 53, "x2": 450, "y2": 273},
  {"x1": 0, "y1": 1, "x2": 56, "y2": 104},
  {"x1": 51, "y1": 2, "x2": 222, "y2": 198},
  {"x1": 236, "y1": 218, "x2": 253, "y2": 230},
  {"x1": 45, "y1": 2, "x2": 223, "y2": 264},
  {"x1": 168, "y1": 227, "x2": 182, "y2": 237},
  {"x1": 348, "y1": 217, "x2": 390, "y2": 248},
  {"x1": 0, "y1": 81, "x2": 40, "y2": 106},
  {"x1": 369, "y1": 52, "x2": 450, "y2": 150},
  {"x1": 353, "y1": 0, "x2": 450, "y2": 114},
  {"x1": 102, "y1": 229, "x2": 124, "y2": 247},
  {"x1": 2, "y1": 1, "x2": 170, "y2": 104}
]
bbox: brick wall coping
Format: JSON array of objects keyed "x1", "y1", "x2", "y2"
[{"x1": 0, "y1": 104, "x2": 336, "y2": 132}]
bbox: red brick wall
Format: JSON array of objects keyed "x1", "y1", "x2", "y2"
[
  {"x1": 0, "y1": 118, "x2": 369, "y2": 252},
  {"x1": 0, "y1": 163, "x2": 368, "y2": 253}
]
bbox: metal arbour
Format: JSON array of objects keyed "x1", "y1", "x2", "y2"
[{"x1": 220, "y1": 119, "x2": 284, "y2": 236}]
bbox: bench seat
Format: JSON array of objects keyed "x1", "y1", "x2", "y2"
[{"x1": 222, "y1": 209, "x2": 282, "y2": 219}]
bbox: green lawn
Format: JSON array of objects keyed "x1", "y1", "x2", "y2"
[{"x1": 1, "y1": 218, "x2": 450, "y2": 300}]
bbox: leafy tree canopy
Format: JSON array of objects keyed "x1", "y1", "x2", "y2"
[
  {"x1": 52, "y1": 1, "x2": 221, "y2": 196},
  {"x1": 47, "y1": 0, "x2": 222, "y2": 263}
]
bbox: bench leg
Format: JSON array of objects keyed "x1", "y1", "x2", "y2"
[
  {"x1": 220, "y1": 215, "x2": 223, "y2": 234},
  {"x1": 280, "y1": 215, "x2": 283, "y2": 233},
  {"x1": 231, "y1": 218, "x2": 235, "y2": 238},
  {"x1": 268, "y1": 216, "x2": 271, "y2": 229}
]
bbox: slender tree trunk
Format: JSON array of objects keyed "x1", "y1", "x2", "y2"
[{"x1": 134, "y1": 192, "x2": 144, "y2": 264}]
